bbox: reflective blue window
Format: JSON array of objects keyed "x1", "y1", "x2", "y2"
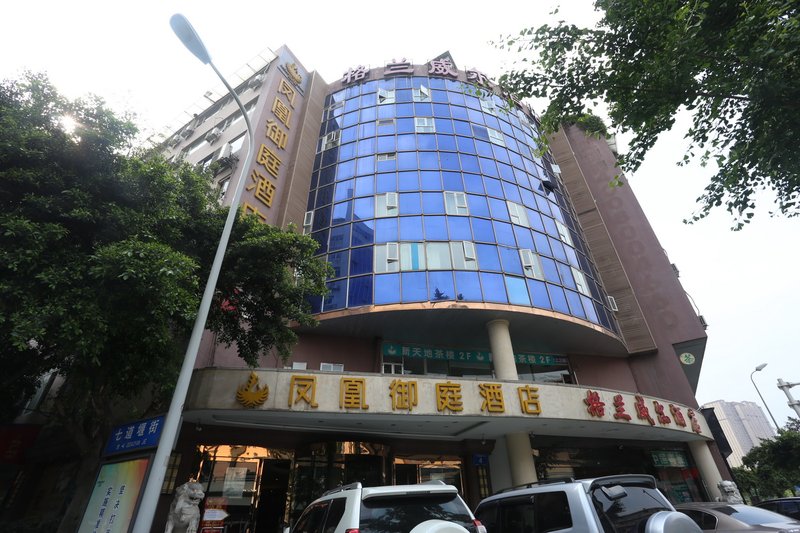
[
  {"x1": 397, "y1": 118, "x2": 415, "y2": 133},
  {"x1": 309, "y1": 294, "x2": 322, "y2": 313},
  {"x1": 475, "y1": 140, "x2": 493, "y2": 157},
  {"x1": 499, "y1": 162, "x2": 516, "y2": 182},
  {"x1": 488, "y1": 198, "x2": 510, "y2": 221},
  {"x1": 499, "y1": 246, "x2": 523, "y2": 275},
  {"x1": 399, "y1": 192, "x2": 422, "y2": 215},
  {"x1": 337, "y1": 160, "x2": 355, "y2": 180},
  {"x1": 492, "y1": 145, "x2": 510, "y2": 163},
  {"x1": 485, "y1": 114, "x2": 501, "y2": 131},
  {"x1": 433, "y1": 104, "x2": 451, "y2": 118},
  {"x1": 399, "y1": 171, "x2": 420, "y2": 191},
  {"x1": 312, "y1": 229, "x2": 328, "y2": 254},
  {"x1": 361, "y1": 92, "x2": 377, "y2": 106},
  {"x1": 457, "y1": 136, "x2": 476, "y2": 154},
  {"x1": 566, "y1": 290, "x2": 586, "y2": 318},
  {"x1": 359, "y1": 121, "x2": 376, "y2": 138},
  {"x1": 506, "y1": 276, "x2": 531, "y2": 306},
  {"x1": 335, "y1": 179, "x2": 354, "y2": 202},
  {"x1": 348, "y1": 275, "x2": 373, "y2": 307},
  {"x1": 448, "y1": 217, "x2": 472, "y2": 241},
  {"x1": 418, "y1": 152, "x2": 438, "y2": 169},
  {"x1": 581, "y1": 295, "x2": 598, "y2": 323},
  {"x1": 396, "y1": 103, "x2": 414, "y2": 116},
  {"x1": 377, "y1": 135, "x2": 396, "y2": 153},
  {"x1": 533, "y1": 231, "x2": 552, "y2": 256},
  {"x1": 344, "y1": 98, "x2": 359, "y2": 112},
  {"x1": 447, "y1": 91, "x2": 466, "y2": 105},
  {"x1": 440, "y1": 152, "x2": 460, "y2": 170},
  {"x1": 467, "y1": 194, "x2": 490, "y2": 218},
  {"x1": 459, "y1": 154, "x2": 479, "y2": 173},
  {"x1": 422, "y1": 192, "x2": 445, "y2": 214},
  {"x1": 358, "y1": 138, "x2": 376, "y2": 156},
  {"x1": 479, "y1": 157, "x2": 499, "y2": 177},
  {"x1": 400, "y1": 216, "x2": 424, "y2": 241},
  {"x1": 414, "y1": 103, "x2": 433, "y2": 116},
  {"x1": 450, "y1": 105, "x2": 469, "y2": 121},
  {"x1": 355, "y1": 176, "x2": 375, "y2": 197},
  {"x1": 472, "y1": 218, "x2": 495, "y2": 243},
  {"x1": 513, "y1": 226, "x2": 534, "y2": 250},
  {"x1": 480, "y1": 272, "x2": 507, "y2": 303},
  {"x1": 333, "y1": 201, "x2": 352, "y2": 224},
  {"x1": 376, "y1": 119, "x2": 395, "y2": 135},
  {"x1": 442, "y1": 172, "x2": 463, "y2": 191},
  {"x1": 420, "y1": 171, "x2": 442, "y2": 190},
  {"x1": 397, "y1": 134, "x2": 416, "y2": 151},
  {"x1": 313, "y1": 206, "x2": 331, "y2": 231},
  {"x1": 316, "y1": 185, "x2": 333, "y2": 208},
  {"x1": 484, "y1": 178, "x2": 503, "y2": 198},
  {"x1": 351, "y1": 220, "x2": 374, "y2": 246},
  {"x1": 437, "y1": 135, "x2": 457, "y2": 151},
  {"x1": 343, "y1": 111, "x2": 358, "y2": 127},
  {"x1": 454, "y1": 271, "x2": 481, "y2": 301},
  {"x1": 527, "y1": 210, "x2": 545, "y2": 232},
  {"x1": 502, "y1": 181, "x2": 522, "y2": 203},
  {"x1": 375, "y1": 273, "x2": 400, "y2": 304},
  {"x1": 492, "y1": 221, "x2": 516, "y2": 246},
  {"x1": 431, "y1": 89, "x2": 448, "y2": 103},
  {"x1": 377, "y1": 104, "x2": 396, "y2": 120},
  {"x1": 541, "y1": 257, "x2": 560, "y2": 282},
  {"x1": 320, "y1": 165, "x2": 336, "y2": 186},
  {"x1": 329, "y1": 224, "x2": 351, "y2": 251},
  {"x1": 464, "y1": 174, "x2": 485, "y2": 194},
  {"x1": 350, "y1": 246, "x2": 372, "y2": 276},
  {"x1": 323, "y1": 279, "x2": 347, "y2": 311},
  {"x1": 476, "y1": 244, "x2": 501, "y2": 270},
  {"x1": 375, "y1": 218, "x2": 398, "y2": 243},
  {"x1": 557, "y1": 262, "x2": 576, "y2": 289},
  {"x1": 339, "y1": 142, "x2": 356, "y2": 161},
  {"x1": 398, "y1": 152, "x2": 418, "y2": 170},
  {"x1": 424, "y1": 216, "x2": 448, "y2": 240},
  {"x1": 549, "y1": 237, "x2": 567, "y2": 261},
  {"x1": 547, "y1": 284, "x2": 570, "y2": 314},
  {"x1": 527, "y1": 279, "x2": 551, "y2": 309},
  {"x1": 360, "y1": 106, "x2": 376, "y2": 122},
  {"x1": 467, "y1": 108, "x2": 484, "y2": 124},
  {"x1": 417, "y1": 135, "x2": 437, "y2": 150},
  {"x1": 328, "y1": 250, "x2": 349, "y2": 278},
  {"x1": 376, "y1": 172, "x2": 397, "y2": 193},
  {"x1": 435, "y1": 118, "x2": 454, "y2": 134},
  {"x1": 429, "y1": 271, "x2": 455, "y2": 301},
  {"x1": 454, "y1": 120, "x2": 472, "y2": 136},
  {"x1": 402, "y1": 272, "x2": 428, "y2": 302},
  {"x1": 396, "y1": 89, "x2": 412, "y2": 102}
]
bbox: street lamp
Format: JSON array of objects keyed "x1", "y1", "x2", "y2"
[
  {"x1": 750, "y1": 363, "x2": 780, "y2": 432},
  {"x1": 131, "y1": 14, "x2": 257, "y2": 533}
]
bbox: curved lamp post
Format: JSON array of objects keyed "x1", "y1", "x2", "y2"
[
  {"x1": 131, "y1": 14, "x2": 256, "y2": 533},
  {"x1": 750, "y1": 363, "x2": 780, "y2": 432}
]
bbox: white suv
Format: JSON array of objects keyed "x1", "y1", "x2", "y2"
[{"x1": 290, "y1": 480, "x2": 487, "y2": 533}]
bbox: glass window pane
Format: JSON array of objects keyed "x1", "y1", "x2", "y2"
[
  {"x1": 323, "y1": 279, "x2": 347, "y2": 311},
  {"x1": 492, "y1": 221, "x2": 516, "y2": 246},
  {"x1": 429, "y1": 271, "x2": 455, "y2": 301},
  {"x1": 448, "y1": 217, "x2": 472, "y2": 241},
  {"x1": 401, "y1": 272, "x2": 428, "y2": 302},
  {"x1": 566, "y1": 290, "x2": 586, "y2": 318},
  {"x1": 375, "y1": 273, "x2": 400, "y2": 304},
  {"x1": 422, "y1": 192, "x2": 445, "y2": 213},
  {"x1": 472, "y1": 218, "x2": 494, "y2": 243},
  {"x1": 476, "y1": 244, "x2": 501, "y2": 271},
  {"x1": 541, "y1": 257, "x2": 561, "y2": 282},
  {"x1": 399, "y1": 192, "x2": 422, "y2": 215},
  {"x1": 348, "y1": 275, "x2": 373, "y2": 307},
  {"x1": 375, "y1": 218, "x2": 398, "y2": 243},
  {"x1": 350, "y1": 247, "x2": 372, "y2": 276},
  {"x1": 426, "y1": 242, "x2": 452, "y2": 270},
  {"x1": 455, "y1": 271, "x2": 482, "y2": 301},
  {"x1": 499, "y1": 247, "x2": 523, "y2": 275},
  {"x1": 505, "y1": 276, "x2": 531, "y2": 306},
  {"x1": 420, "y1": 170, "x2": 442, "y2": 190},
  {"x1": 328, "y1": 250, "x2": 349, "y2": 278},
  {"x1": 480, "y1": 272, "x2": 507, "y2": 303},
  {"x1": 547, "y1": 284, "x2": 570, "y2": 314},
  {"x1": 351, "y1": 219, "x2": 374, "y2": 246},
  {"x1": 400, "y1": 242, "x2": 426, "y2": 270},
  {"x1": 400, "y1": 216, "x2": 424, "y2": 241},
  {"x1": 527, "y1": 279, "x2": 551, "y2": 309},
  {"x1": 333, "y1": 201, "x2": 352, "y2": 224},
  {"x1": 424, "y1": 216, "x2": 448, "y2": 240},
  {"x1": 464, "y1": 174, "x2": 485, "y2": 194}
]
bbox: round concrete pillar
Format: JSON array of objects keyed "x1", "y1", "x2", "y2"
[
  {"x1": 487, "y1": 319, "x2": 517, "y2": 380},
  {"x1": 506, "y1": 432, "x2": 538, "y2": 486},
  {"x1": 689, "y1": 440, "x2": 723, "y2": 501}
]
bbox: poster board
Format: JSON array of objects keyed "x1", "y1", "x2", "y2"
[{"x1": 77, "y1": 457, "x2": 150, "y2": 533}]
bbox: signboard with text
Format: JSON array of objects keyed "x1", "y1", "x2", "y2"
[
  {"x1": 381, "y1": 341, "x2": 566, "y2": 366},
  {"x1": 77, "y1": 457, "x2": 149, "y2": 533},
  {"x1": 103, "y1": 415, "x2": 164, "y2": 457}
]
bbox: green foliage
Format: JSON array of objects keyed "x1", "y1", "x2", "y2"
[
  {"x1": 498, "y1": 0, "x2": 800, "y2": 228},
  {"x1": 0, "y1": 73, "x2": 329, "y2": 433},
  {"x1": 739, "y1": 430, "x2": 800, "y2": 499}
]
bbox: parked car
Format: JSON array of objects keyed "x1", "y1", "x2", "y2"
[
  {"x1": 756, "y1": 498, "x2": 800, "y2": 521},
  {"x1": 676, "y1": 502, "x2": 800, "y2": 532},
  {"x1": 473, "y1": 474, "x2": 701, "y2": 533},
  {"x1": 290, "y1": 480, "x2": 487, "y2": 533}
]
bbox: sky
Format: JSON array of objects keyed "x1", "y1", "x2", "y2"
[{"x1": 2, "y1": 1, "x2": 797, "y2": 428}]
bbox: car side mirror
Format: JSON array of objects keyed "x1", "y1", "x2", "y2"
[{"x1": 645, "y1": 511, "x2": 702, "y2": 533}]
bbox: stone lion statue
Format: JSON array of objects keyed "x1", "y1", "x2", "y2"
[
  {"x1": 165, "y1": 481, "x2": 205, "y2": 533},
  {"x1": 717, "y1": 480, "x2": 744, "y2": 504}
]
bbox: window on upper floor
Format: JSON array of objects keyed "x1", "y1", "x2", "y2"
[
  {"x1": 413, "y1": 85, "x2": 431, "y2": 102},
  {"x1": 375, "y1": 242, "x2": 400, "y2": 273},
  {"x1": 507, "y1": 201, "x2": 530, "y2": 227},
  {"x1": 378, "y1": 88, "x2": 396, "y2": 104},
  {"x1": 375, "y1": 192, "x2": 398, "y2": 217},
  {"x1": 572, "y1": 267, "x2": 591, "y2": 296},
  {"x1": 322, "y1": 130, "x2": 340, "y2": 151},
  {"x1": 415, "y1": 117, "x2": 435, "y2": 133},
  {"x1": 520, "y1": 249, "x2": 545, "y2": 280},
  {"x1": 450, "y1": 241, "x2": 478, "y2": 270},
  {"x1": 555, "y1": 219, "x2": 574, "y2": 246},
  {"x1": 480, "y1": 97, "x2": 498, "y2": 115},
  {"x1": 444, "y1": 191, "x2": 469, "y2": 215},
  {"x1": 487, "y1": 127, "x2": 505, "y2": 146}
]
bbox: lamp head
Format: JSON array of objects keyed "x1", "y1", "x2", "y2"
[
  {"x1": 170, "y1": 14, "x2": 211, "y2": 65},
  {"x1": 755, "y1": 363, "x2": 768, "y2": 372}
]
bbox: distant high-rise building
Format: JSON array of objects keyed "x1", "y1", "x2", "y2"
[{"x1": 702, "y1": 400, "x2": 776, "y2": 467}]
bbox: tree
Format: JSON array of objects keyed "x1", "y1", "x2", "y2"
[
  {"x1": 498, "y1": 0, "x2": 800, "y2": 228},
  {"x1": 784, "y1": 417, "x2": 800, "y2": 433},
  {"x1": 739, "y1": 430, "x2": 800, "y2": 499},
  {"x1": 0, "y1": 73, "x2": 329, "y2": 531}
]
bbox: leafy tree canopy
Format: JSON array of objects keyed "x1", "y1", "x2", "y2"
[
  {"x1": 0, "y1": 73, "x2": 329, "y2": 433},
  {"x1": 739, "y1": 429, "x2": 800, "y2": 499},
  {"x1": 498, "y1": 0, "x2": 800, "y2": 228}
]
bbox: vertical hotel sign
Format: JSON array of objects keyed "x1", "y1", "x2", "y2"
[{"x1": 241, "y1": 49, "x2": 307, "y2": 226}]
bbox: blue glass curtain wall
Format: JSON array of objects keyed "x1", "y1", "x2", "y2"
[{"x1": 308, "y1": 75, "x2": 618, "y2": 334}]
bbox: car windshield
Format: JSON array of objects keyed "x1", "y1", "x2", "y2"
[
  {"x1": 591, "y1": 484, "x2": 672, "y2": 533},
  {"x1": 359, "y1": 493, "x2": 473, "y2": 533},
  {"x1": 716, "y1": 505, "x2": 797, "y2": 525}
]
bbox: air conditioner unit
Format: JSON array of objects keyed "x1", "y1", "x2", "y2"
[
  {"x1": 167, "y1": 136, "x2": 181, "y2": 147},
  {"x1": 220, "y1": 144, "x2": 233, "y2": 159},
  {"x1": 248, "y1": 73, "x2": 265, "y2": 89},
  {"x1": 607, "y1": 295, "x2": 619, "y2": 312},
  {"x1": 180, "y1": 127, "x2": 194, "y2": 139},
  {"x1": 205, "y1": 127, "x2": 222, "y2": 143}
]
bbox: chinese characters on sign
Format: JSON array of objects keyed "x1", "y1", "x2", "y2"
[
  {"x1": 103, "y1": 416, "x2": 164, "y2": 456},
  {"x1": 381, "y1": 341, "x2": 565, "y2": 366}
]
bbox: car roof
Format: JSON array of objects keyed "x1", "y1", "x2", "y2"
[
  {"x1": 361, "y1": 482, "x2": 458, "y2": 500},
  {"x1": 758, "y1": 497, "x2": 800, "y2": 503},
  {"x1": 477, "y1": 474, "x2": 659, "y2": 505}
]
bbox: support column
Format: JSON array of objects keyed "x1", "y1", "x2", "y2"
[
  {"x1": 487, "y1": 319, "x2": 517, "y2": 380},
  {"x1": 487, "y1": 319, "x2": 537, "y2": 486},
  {"x1": 506, "y1": 432, "x2": 538, "y2": 486},
  {"x1": 689, "y1": 440, "x2": 723, "y2": 501}
]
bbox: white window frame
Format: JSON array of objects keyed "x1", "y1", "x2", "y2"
[
  {"x1": 400, "y1": 242, "x2": 427, "y2": 271},
  {"x1": 507, "y1": 201, "x2": 530, "y2": 227},
  {"x1": 444, "y1": 191, "x2": 469, "y2": 216},
  {"x1": 322, "y1": 130, "x2": 340, "y2": 151},
  {"x1": 413, "y1": 85, "x2": 431, "y2": 102},
  {"x1": 414, "y1": 117, "x2": 435, "y2": 133},
  {"x1": 480, "y1": 97, "x2": 497, "y2": 115},
  {"x1": 320, "y1": 363, "x2": 344, "y2": 372},
  {"x1": 487, "y1": 127, "x2": 506, "y2": 146},
  {"x1": 425, "y1": 242, "x2": 452, "y2": 270},
  {"x1": 607, "y1": 295, "x2": 619, "y2": 311},
  {"x1": 377, "y1": 118, "x2": 395, "y2": 129},
  {"x1": 382, "y1": 362, "x2": 404, "y2": 374},
  {"x1": 572, "y1": 267, "x2": 591, "y2": 296},
  {"x1": 376, "y1": 192, "x2": 398, "y2": 217},
  {"x1": 291, "y1": 362, "x2": 308, "y2": 370},
  {"x1": 520, "y1": 249, "x2": 545, "y2": 280},
  {"x1": 378, "y1": 88, "x2": 396, "y2": 104},
  {"x1": 375, "y1": 243, "x2": 400, "y2": 273},
  {"x1": 450, "y1": 241, "x2": 478, "y2": 270},
  {"x1": 377, "y1": 152, "x2": 397, "y2": 161},
  {"x1": 555, "y1": 219, "x2": 574, "y2": 246},
  {"x1": 303, "y1": 211, "x2": 313, "y2": 234}
]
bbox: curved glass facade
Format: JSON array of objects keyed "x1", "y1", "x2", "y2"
[{"x1": 306, "y1": 73, "x2": 618, "y2": 334}]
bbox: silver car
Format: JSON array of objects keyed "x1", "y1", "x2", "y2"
[{"x1": 676, "y1": 502, "x2": 800, "y2": 532}]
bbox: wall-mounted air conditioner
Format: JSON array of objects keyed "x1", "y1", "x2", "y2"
[
  {"x1": 205, "y1": 127, "x2": 222, "y2": 143},
  {"x1": 607, "y1": 295, "x2": 619, "y2": 312}
]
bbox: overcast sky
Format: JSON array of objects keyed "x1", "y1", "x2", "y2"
[{"x1": 3, "y1": 1, "x2": 797, "y2": 427}]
